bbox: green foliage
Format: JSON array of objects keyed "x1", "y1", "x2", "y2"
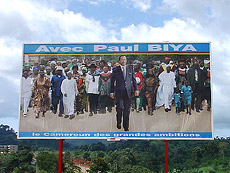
[
  {"x1": 192, "y1": 147, "x2": 203, "y2": 162},
  {"x1": 0, "y1": 124, "x2": 59, "y2": 151},
  {"x1": 37, "y1": 170, "x2": 47, "y2": 173},
  {"x1": 97, "y1": 151, "x2": 105, "y2": 158},
  {"x1": 36, "y1": 151, "x2": 58, "y2": 173},
  {"x1": 118, "y1": 165, "x2": 154, "y2": 173},
  {"x1": 89, "y1": 142, "x2": 106, "y2": 151},
  {"x1": 2, "y1": 124, "x2": 230, "y2": 172},
  {"x1": 64, "y1": 150, "x2": 71, "y2": 160},
  {"x1": 203, "y1": 141, "x2": 219, "y2": 157},
  {"x1": 83, "y1": 152, "x2": 91, "y2": 161},
  {"x1": 62, "y1": 150, "x2": 81, "y2": 173},
  {"x1": 0, "y1": 145, "x2": 35, "y2": 173},
  {"x1": 0, "y1": 124, "x2": 17, "y2": 145},
  {"x1": 88, "y1": 157, "x2": 110, "y2": 173},
  {"x1": 71, "y1": 150, "x2": 81, "y2": 160},
  {"x1": 63, "y1": 159, "x2": 81, "y2": 173}
]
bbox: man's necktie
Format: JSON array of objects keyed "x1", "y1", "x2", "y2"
[
  {"x1": 195, "y1": 70, "x2": 198, "y2": 82},
  {"x1": 122, "y1": 66, "x2": 126, "y2": 78}
]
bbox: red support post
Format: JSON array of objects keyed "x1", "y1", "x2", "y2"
[
  {"x1": 165, "y1": 140, "x2": 168, "y2": 173},
  {"x1": 58, "y1": 139, "x2": 64, "y2": 173}
]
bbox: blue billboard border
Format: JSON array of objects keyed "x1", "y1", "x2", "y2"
[
  {"x1": 23, "y1": 42, "x2": 210, "y2": 54},
  {"x1": 18, "y1": 132, "x2": 213, "y2": 140}
]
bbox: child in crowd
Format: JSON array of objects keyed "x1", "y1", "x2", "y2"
[
  {"x1": 133, "y1": 64, "x2": 143, "y2": 113},
  {"x1": 181, "y1": 80, "x2": 192, "y2": 115},
  {"x1": 173, "y1": 87, "x2": 181, "y2": 115}
]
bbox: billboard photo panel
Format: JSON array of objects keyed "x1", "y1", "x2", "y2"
[{"x1": 18, "y1": 42, "x2": 212, "y2": 140}]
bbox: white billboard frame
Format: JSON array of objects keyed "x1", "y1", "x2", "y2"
[{"x1": 18, "y1": 42, "x2": 213, "y2": 140}]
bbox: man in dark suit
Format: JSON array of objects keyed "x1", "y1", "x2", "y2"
[
  {"x1": 110, "y1": 56, "x2": 139, "y2": 131},
  {"x1": 187, "y1": 61, "x2": 205, "y2": 112}
]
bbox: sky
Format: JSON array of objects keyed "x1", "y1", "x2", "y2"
[{"x1": 0, "y1": 0, "x2": 230, "y2": 137}]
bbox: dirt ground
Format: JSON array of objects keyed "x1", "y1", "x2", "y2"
[{"x1": 19, "y1": 104, "x2": 212, "y2": 133}]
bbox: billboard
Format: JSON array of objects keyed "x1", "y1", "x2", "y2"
[{"x1": 18, "y1": 42, "x2": 212, "y2": 140}]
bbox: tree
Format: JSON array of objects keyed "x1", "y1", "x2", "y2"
[
  {"x1": 0, "y1": 146, "x2": 35, "y2": 173},
  {"x1": 89, "y1": 157, "x2": 110, "y2": 173},
  {"x1": 219, "y1": 142, "x2": 228, "y2": 159},
  {"x1": 0, "y1": 153, "x2": 18, "y2": 172},
  {"x1": 64, "y1": 150, "x2": 71, "y2": 160},
  {"x1": 71, "y1": 150, "x2": 81, "y2": 160},
  {"x1": 119, "y1": 165, "x2": 153, "y2": 173},
  {"x1": 192, "y1": 147, "x2": 203, "y2": 163},
  {"x1": 204, "y1": 142, "x2": 219, "y2": 157},
  {"x1": 119, "y1": 148, "x2": 136, "y2": 165},
  {"x1": 36, "y1": 151, "x2": 58, "y2": 173},
  {"x1": 63, "y1": 159, "x2": 81, "y2": 173},
  {"x1": 83, "y1": 152, "x2": 91, "y2": 161},
  {"x1": 0, "y1": 124, "x2": 17, "y2": 145},
  {"x1": 90, "y1": 142, "x2": 106, "y2": 151},
  {"x1": 97, "y1": 151, "x2": 105, "y2": 158},
  {"x1": 18, "y1": 146, "x2": 34, "y2": 164}
]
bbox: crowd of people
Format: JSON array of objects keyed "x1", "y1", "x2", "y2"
[{"x1": 21, "y1": 55, "x2": 211, "y2": 121}]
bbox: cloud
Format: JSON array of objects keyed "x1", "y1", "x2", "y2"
[
  {"x1": 0, "y1": 76, "x2": 19, "y2": 118},
  {"x1": 0, "y1": 99, "x2": 5, "y2": 103},
  {"x1": 123, "y1": 0, "x2": 152, "y2": 12},
  {"x1": 76, "y1": 0, "x2": 115, "y2": 6},
  {"x1": 0, "y1": 0, "x2": 116, "y2": 44},
  {"x1": 160, "y1": 0, "x2": 230, "y2": 38},
  {"x1": 120, "y1": 18, "x2": 206, "y2": 42},
  {"x1": 28, "y1": 0, "x2": 72, "y2": 11}
]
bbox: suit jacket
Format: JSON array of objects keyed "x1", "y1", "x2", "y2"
[
  {"x1": 111, "y1": 65, "x2": 138, "y2": 99},
  {"x1": 187, "y1": 67, "x2": 204, "y2": 91},
  {"x1": 51, "y1": 74, "x2": 66, "y2": 96}
]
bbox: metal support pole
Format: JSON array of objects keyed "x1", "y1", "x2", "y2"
[
  {"x1": 58, "y1": 139, "x2": 64, "y2": 173},
  {"x1": 165, "y1": 140, "x2": 168, "y2": 173}
]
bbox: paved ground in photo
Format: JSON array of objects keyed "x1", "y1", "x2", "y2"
[{"x1": 19, "y1": 104, "x2": 212, "y2": 133}]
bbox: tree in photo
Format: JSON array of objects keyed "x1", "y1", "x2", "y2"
[{"x1": 88, "y1": 157, "x2": 110, "y2": 173}]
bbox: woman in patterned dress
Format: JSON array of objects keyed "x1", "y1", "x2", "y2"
[
  {"x1": 144, "y1": 66, "x2": 159, "y2": 115},
  {"x1": 98, "y1": 66, "x2": 113, "y2": 114},
  {"x1": 78, "y1": 67, "x2": 88, "y2": 114},
  {"x1": 32, "y1": 69, "x2": 50, "y2": 118}
]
